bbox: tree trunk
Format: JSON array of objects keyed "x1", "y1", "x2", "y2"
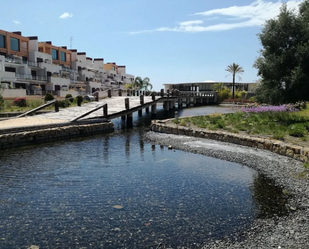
[{"x1": 232, "y1": 74, "x2": 235, "y2": 99}]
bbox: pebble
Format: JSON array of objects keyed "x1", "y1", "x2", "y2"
[{"x1": 145, "y1": 131, "x2": 309, "y2": 249}]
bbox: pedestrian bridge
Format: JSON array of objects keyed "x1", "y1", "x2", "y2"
[{"x1": 0, "y1": 90, "x2": 218, "y2": 132}]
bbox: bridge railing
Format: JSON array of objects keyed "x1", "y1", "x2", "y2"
[{"x1": 91, "y1": 88, "x2": 217, "y2": 100}]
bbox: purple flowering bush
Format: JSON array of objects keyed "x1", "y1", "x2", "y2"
[{"x1": 241, "y1": 104, "x2": 299, "y2": 113}]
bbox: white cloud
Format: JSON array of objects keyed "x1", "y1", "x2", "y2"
[
  {"x1": 129, "y1": 0, "x2": 303, "y2": 34},
  {"x1": 13, "y1": 20, "x2": 20, "y2": 25},
  {"x1": 59, "y1": 12, "x2": 73, "y2": 19}
]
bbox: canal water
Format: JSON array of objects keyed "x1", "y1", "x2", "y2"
[{"x1": 0, "y1": 105, "x2": 288, "y2": 248}]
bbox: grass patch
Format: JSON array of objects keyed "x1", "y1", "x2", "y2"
[
  {"x1": 0, "y1": 98, "x2": 78, "y2": 113},
  {"x1": 171, "y1": 107, "x2": 309, "y2": 143}
]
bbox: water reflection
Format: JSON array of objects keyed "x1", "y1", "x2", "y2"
[{"x1": 0, "y1": 105, "x2": 289, "y2": 248}]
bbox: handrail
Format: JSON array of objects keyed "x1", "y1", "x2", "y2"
[
  {"x1": 70, "y1": 103, "x2": 107, "y2": 122},
  {"x1": 16, "y1": 99, "x2": 56, "y2": 118}
]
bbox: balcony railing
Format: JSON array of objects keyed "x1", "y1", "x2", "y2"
[
  {"x1": 16, "y1": 73, "x2": 32, "y2": 80},
  {"x1": 62, "y1": 66, "x2": 77, "y2": 73},
  {"x1": 32, "y1": 75, "x2": 47, "y2": 81},
  {"x1": 28, "y1": 61, "x2": 39, "y2": 67},
  {"x1": 15, "y1": 73, "x2": 47, "y2": 81},
  {"x1": 5, "y1": 57, "x2": 27, "y2": 65}
]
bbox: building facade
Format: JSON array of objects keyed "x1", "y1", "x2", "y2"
[
  {"x1": 164, "y1": 82, "x2": 259, "y2": 93},
  {"x1": 0, "y1": 28, "x2": 135, "y2": 97}
]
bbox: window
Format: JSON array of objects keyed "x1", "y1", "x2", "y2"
[
  {"x1": 10, "y1": 37, "x2": 19, "y2": 51},
  {"x1": 60, "y1": 51, "x2": 66, "y2": 62},
  {"x1": 52, "y1": 49, "x2": 58, "y2": 60},
  {"x1": 0, "y1": 35, "x2": 5, "y2": 48}
]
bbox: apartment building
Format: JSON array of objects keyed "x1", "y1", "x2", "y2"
[{"x1": 0, "y1": 28, "x2": 135, "y2": 97}]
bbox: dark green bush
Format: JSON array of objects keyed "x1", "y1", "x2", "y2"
[
  {"x1": 44, "y1": 93, "x2": 54, "y2": 102},
  {"x1": 65, "y1": 94, "x2": 74, "y2": 103},
  {"x1": 58, "y1": 99, "x2": 71, "y2": 108},
  {"x1": 13, "y1": 98, "x2": 27, "y2": 107}
]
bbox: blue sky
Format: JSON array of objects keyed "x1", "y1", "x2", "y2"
[{"x1": 1, "y1": 0, "x2": 303, "y2": 90}]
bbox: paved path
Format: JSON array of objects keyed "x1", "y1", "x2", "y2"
[{"x1": 0, "y1": 96, "x2": 159, "y2": 131}]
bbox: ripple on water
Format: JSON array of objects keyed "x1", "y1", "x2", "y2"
[{"x1": 0, "y1": 130, "x2": 288, "y2": 248}]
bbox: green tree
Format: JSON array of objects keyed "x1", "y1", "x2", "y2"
[
  {"x1": 225, "y1": 63, "x2": 244, "y2": 99},
  {"x1": 134, "y1": 77, "x2": 153, "y2": 90},
  {"x1": 211, "y1": 82, "x2": 225, "y2": 91},
  {"x1": 212, "y1": 83, "x2": 232, "y2": 102},
  {"x1": 254, "y1": 1, "x2": 309, "y2": 104}
]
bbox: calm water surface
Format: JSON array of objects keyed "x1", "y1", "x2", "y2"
[{"x1": 0, "y1": 106, "x2": 287, "y2": 248}]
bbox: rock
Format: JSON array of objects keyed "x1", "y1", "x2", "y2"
[{"x1": 28, "y1": 246, "x2": 39, "y2": 249}]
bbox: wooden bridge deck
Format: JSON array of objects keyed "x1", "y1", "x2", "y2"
[
  {"x1": 0, "y1": 92, "x2": 217, "y2": 132},
  {"x1": 0, "y1": 96, "x2": 160, "y2": 131}
]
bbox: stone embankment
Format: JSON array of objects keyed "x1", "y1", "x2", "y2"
[
  {"x1": 151, "y1": 119, "x2": 309, "y2": 162},
  {"x1": 0, "y1": 121, "x2": 114, "y2": 149},
  {"x1": 148, "y1": 119, "x2": 309, "y2": 248}
]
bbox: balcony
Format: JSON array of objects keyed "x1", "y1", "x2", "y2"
[
  {"x1": 5, "y1": 56, "x2": 26, "y2": 65},
  {"x1": 16, "y1": 73, "x2": 32, "y2": 80},
  {"x1": 0, "y1": 71, "x2": 16, "y2": 81},
  {"x1": 15, "y1": 73, "x2": 47, "y2": 81},
  {"x1": 28, "y1": 61, "x2": 39, "y2": 67},
  {"x1": 62, "y1": 66, "x2": 77, "y2": 74},
  {"x1": 32, "y1": 75, "x2": 47, "y2": 81}
]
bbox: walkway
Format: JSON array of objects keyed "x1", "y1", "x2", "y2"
[{"x1": 0, "y1": 96, "x2": 158, "y2": 131}]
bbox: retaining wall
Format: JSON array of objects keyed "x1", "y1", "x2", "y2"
[
  {"x1": 0, "y1": 122, "x2": 114, "y2": 149},
  {"x1": 151, "y1": 119, "x2": 309, "y2": 162}
]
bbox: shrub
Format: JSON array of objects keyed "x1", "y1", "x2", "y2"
[
  {"x1": 65, "y1": 94, "x2": 74, "y2": 103},
  {"x1": 288, "y1": 124, "x2": 306, "y2": 137},
  {"x1": 44, "y1": 93, "x2": 54, "y2": 102},
  {"x1": 217, "y1": 88, "x2": 231, "y2": 102},
  {"x1": 13, "y1": 98, "x2": 27, "y2": 107},
  {"x1": 58, "y1": 99, "x2": 71, "y2": 108}
]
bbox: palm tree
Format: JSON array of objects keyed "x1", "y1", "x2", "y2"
[
  {"x1": 225, "y1": 63, "x2": 244, "y2": 99},
  {"x1": 134, "y1": 77, "x2": 153, "y2": 91}
]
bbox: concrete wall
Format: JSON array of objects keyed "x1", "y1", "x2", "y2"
[
  {"x1": 93, "y1": 59, "x2": 104, "y2": 71},
  {"x1": 29, "y1": 51, "x2": 52, "y2": 64},
  {"x1": 40, "y1": 62, "x2": 61, "y2": 73},
  {"x1": 48, "y1": 76, "x2": 70, "y2": 86},
  {"x1": 151, "y1": 120, "x2": 309, "y2": 162},
  {"x1": 88, "y1": 81, "x2": 101, "y2": 89},
  {"x1": 2, "y1": 89, "x2": 26, "y2": 98},
  {"x1": 57, "y1": 90, "x2": 79, "y2": 97},
  {"x1": 0, "y1": 122, "x2": 114, "y2": 149},
  {"x1": 0, "y1": 71, "x2": 16, "y2": 82}
]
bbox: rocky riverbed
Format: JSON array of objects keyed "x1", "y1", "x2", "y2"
[{"x1": 145, "y1": 131, "x2": 309, "y2": 249}]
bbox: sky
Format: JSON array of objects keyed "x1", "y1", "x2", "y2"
[{"x1": 1, "y1": 0, "x2": 304, "y2": 90}]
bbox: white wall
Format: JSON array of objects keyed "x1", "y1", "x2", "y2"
[
  {"x1": 29, "y1": 51, "x2": 52, "y2": 63},
  {"x1": 88, "y1": 81, "x2": 101, "y2": 89},
  {"x1": 0, "y1": 55, "x2": 5, "y2": 72},
  {"x1": 86, "y1": 58, "x2": 93, "y2": 67},
  {"x1": 76, "y1": 54, "x2": 87, "y2": 67},
  {"x1": 29, "y1": 39, "x2": 38, "y2": 52},
  {"x1": 93, "y1": 60, "x2": 104, "y2": 71},
  {"x1": 2, "y1": 89, "x2": 26, "y2": 98},
  {"x1": 48, "y1": 77, "x2": 70, "y2": 87},
  {"x1": 57, "y1": 90, "x2": 79, "y2": 98},
  {"x1": 0, "y1": 71, "x2": 16, "y2": 82},
  {"x1": 81, "y1": 69, "x2": 95, "y2": 79},
  {"x1": 118, "y1": 67, "x2": 126, "y2": 74},
  {"x1": 40, "y1": 62, "x2": 61, "y2": 73}
]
